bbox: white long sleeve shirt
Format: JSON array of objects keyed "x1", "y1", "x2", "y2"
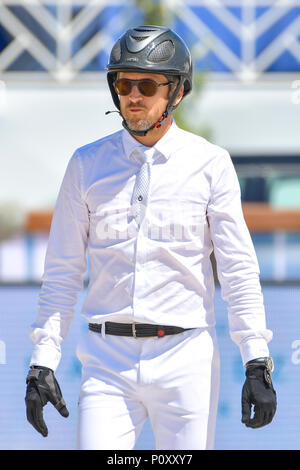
[{"x1": 30, "y1": 121, "x2": 272, "y2": 372}]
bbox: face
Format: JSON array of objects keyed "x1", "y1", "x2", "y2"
[{"x1": 117, "y1": 71, "x2": 179, "y2": 132}]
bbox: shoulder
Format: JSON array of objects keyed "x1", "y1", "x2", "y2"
[
  {"x1": 174, "y1": 125, "x2": 228, "y2": 156},
  {"x1": 174, "y1": 125, "x2": 231, "y2": 164},
  {"x1": 73, "y1": 129, "x2": 123, "y2": 162}
]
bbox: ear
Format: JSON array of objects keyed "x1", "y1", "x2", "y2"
[{"x1": 173, "y1": 85, "x2": 184, "y2": 107}]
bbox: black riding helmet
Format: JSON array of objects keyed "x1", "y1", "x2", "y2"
[{"x1": 106, "y1": 25, "x2": 193, "y2": 136}]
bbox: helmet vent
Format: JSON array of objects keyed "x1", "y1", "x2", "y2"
[
  {"x1": 148, "y1": 40, "x2": 175, "y2": 62},
  {"x1": 125, "y1": 26, "x2": 168, "y2": 53},
  {"x1": 130, "y1": 35, "x2": 150, "y2": 41},
  {"x1": 134, "y1": 27, "x2": 158, "y2": 32}
]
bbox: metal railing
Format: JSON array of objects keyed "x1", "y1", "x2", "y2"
[{"x1": 1, "y1": 0, "x2": 300, "y2": 83}]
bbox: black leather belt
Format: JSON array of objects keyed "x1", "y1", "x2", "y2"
[{"x1": 89, "y1": 322, "x2": 192, "y2": 338}]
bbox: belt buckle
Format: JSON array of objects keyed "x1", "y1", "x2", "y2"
[{"x1": 132, "y1": 322, "x2": 137, "y2": 338}]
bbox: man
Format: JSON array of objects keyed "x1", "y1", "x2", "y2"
[{"x1": 25, "y1": 25, "x2": 276, "y2": 450}]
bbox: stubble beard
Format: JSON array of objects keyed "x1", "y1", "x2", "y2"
[
  {"x1": 124, "y1": 117, "x2": 152, "y2": 132},
  {"x1": 121, "y1": 105, "x2": 153, "y2": 132}
]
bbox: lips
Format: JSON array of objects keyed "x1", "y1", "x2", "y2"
[{"x1": 128, "y1": 108, "x2": 144, "y2": 112}]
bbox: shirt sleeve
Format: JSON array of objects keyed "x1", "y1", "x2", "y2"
[
  {"x1": 29, "y1": 151, "x2": 89, "y2": 372},
  {"x1": 207, "y1": 149, "x2": 273, "y2": 365}
]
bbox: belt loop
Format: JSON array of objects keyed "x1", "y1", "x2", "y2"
[{"x1": 101, "y1": 322, "x2": 106, "y2": 339}]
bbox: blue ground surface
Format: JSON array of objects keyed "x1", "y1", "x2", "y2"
[{"x1": 0, "y1": 284, "x2": 299, "y2": 450}]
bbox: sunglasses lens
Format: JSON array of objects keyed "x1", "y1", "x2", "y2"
[
  {"x1": 115, "y1": 79, "x2": 131, "y2": 96},
  {"x1": 114, "y1": 79, "x2": 158, "y2": 97},
  {"x1": 138, "y1": 80, "x2": 157, "y2": 96}
]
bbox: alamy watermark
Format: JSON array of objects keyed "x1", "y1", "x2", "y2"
[
  {"x1": 0, "y1": 340, "x2": 6, "y2": 364},
  {"x1": 291, "y1": 340, "x2": 300, "y2": 365},
  {"x1": 291, "y1": 80, "x2": 300, "y2": 104},
  {"x1": 94, "y1": 202, "x2": 206, "y2": 247}
]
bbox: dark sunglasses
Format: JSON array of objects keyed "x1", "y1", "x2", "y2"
[{"x1": 114, "y1": 78, "x2": 174, "y2": 97}]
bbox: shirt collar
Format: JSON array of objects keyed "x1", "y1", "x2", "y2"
[
  {"x1": 121, "y1": 120, "x2": 179, "y2": 164},
  {"x1": 153, "y1": 120, "x2": 179, "y2": 161},
  {"x1": 122, "y1": 128, "x2": 146, "y2": 163}
]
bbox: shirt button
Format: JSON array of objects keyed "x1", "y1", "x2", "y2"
[{"x1": 138, "y1": 195, "x2": 143, "y2": 201}]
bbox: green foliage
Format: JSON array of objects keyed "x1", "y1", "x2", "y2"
[
  {"x1": 174, "y1": 71, "x2": 213, "y2": 141},
  {"x1": 135, "y1": 0, "x2": 172, "y2": 25}
]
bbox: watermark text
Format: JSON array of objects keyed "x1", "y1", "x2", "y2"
[
  {"x1": 0, "y1": 340, "x2": 6, "y2": 364},
  {"x1": 291, "y1": 339, "x2": 300, "y2": 364},
  {"x1": 291, "y1": 80, "x2": 300, "y2": 104}
]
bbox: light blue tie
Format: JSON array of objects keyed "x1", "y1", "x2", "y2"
[{"x1": 131, "y1": 150, "x2": 153, "y2": 226}]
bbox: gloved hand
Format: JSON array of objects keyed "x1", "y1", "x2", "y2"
[
  {"x1": 25, "y1": 365, "x2": 69, "y2": 437},
  {"x1": 241, "y1": 357, "x2": 277, "y2": 428}
]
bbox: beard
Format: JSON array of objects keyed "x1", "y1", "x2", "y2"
[
  {"x1": 124, "y1": 117, "x2": 152, "y2": 132},
  {"x1": 121, "y1": 105, "x2": 153, "y2": 132}
]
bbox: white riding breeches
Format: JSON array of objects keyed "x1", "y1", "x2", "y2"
[{"x1": 76, "y1": 326, "x2": 220, "y2": 450}]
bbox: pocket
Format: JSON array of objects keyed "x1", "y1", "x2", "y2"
[
  {"x1": 147, "y1": 198, "x2": 208, "y2": 245},
  {"x1": 89, "y1": 200, "x2": 135, "y2": 243}
]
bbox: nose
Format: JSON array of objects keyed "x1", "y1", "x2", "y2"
[{"x1": 129, "y1": 84, "x2": 142, "y2": 99}]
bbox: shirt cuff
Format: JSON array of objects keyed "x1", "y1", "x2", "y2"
[
  {"x1": 29, "y1": 344, "x2": 61, "y2": 373},
  {"x1": 239, "y1": 337, "x2": 271, "y2": 366}
]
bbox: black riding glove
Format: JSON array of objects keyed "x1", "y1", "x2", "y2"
[
  {"x1": 241, "y1": 357, "x2": 276, "y2": 428},
  {"x1": 25, "y1": 366, "x2": 69, "y2": 437}
]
